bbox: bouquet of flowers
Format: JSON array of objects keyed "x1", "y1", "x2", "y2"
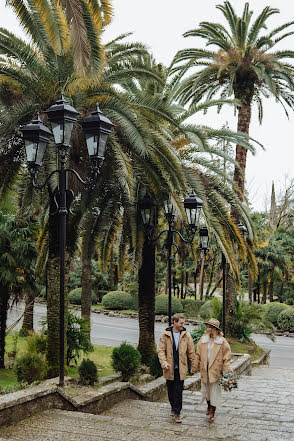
[{"x1": 219, "y1": 372, "x2": 238, "y2": 391}]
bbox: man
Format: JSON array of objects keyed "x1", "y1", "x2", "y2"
[{"x1": 158, "y1": 313, "x2": 196, "y2": 423}]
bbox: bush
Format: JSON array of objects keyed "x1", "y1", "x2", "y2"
[
  {"x1": 26, "y1": 332, "x2": 47, "y2": 355},
  {"x1": 102, "y1": 291, "x2": 134, "y2": 310},
  {"x1": 97, "y1": 290, "x2": 108, "y2": 303},
  {"x1": 199, "y1": 300, "x2": 212, "y2": 320},
  {"x1": 78, "y1": 359, "x2": 98, "y2": 385},
  {"x1": 190, "y1": 323, "x2": 206, "y2": 345},
  {"x1": 69, "y1": 288, "x2": 97, "y2": 305},
  {"x1": 67, "y1": 311, "x2": 94, "y2": 365},
  {"x1": 155, "y1": 295, "x2": 183, "y2": 315},
  {"x1": 14, "y1": 353, "x2": 46, "y2": 384},
  {"x1": 180, "y1": 299, "x2": 203, "y2": 318},
  {"x1": 149, "y1": 353, "x2": 162, "y2": 379},
  {"x1": 265, "y1": 302, "x2": 290, "y2": 326},
  {"x1": 277, "y1": 308, "x2": 294, "y2": 331},
  {"x1": 111, "y1": 342, "x2": 141, "y2": 381}
]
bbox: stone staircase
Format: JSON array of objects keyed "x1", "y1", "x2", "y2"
[{"x1": 2, "y1": 374, "x2": 294, "y2": 441}]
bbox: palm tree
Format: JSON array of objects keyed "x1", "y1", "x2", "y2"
[
  {"x1": 0, "y1": 212, "x2": 36, "y2": 368},
  {"x1": 171, "y1": 1, "x2": 294, "y2": 206}
]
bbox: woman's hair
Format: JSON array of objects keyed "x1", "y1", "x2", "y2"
[{"x1": 205, "y1": 327, "x2": 224, "y2": 337}]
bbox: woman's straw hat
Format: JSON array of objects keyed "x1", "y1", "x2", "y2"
[{"x1": 204, "y1": 318, "x2": 221, "y2": 331}]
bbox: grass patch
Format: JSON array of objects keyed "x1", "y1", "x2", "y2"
[
  {"x1": 1, "y1": 333, "x2": 114, "y2": 389},
  {"x1": 228, "y1": 338, "x2": 264, "y2": 361}
]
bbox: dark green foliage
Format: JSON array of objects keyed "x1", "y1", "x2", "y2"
[
  {"x1": 277, "y1": 308, "x2": 294, "y2": 331},
  {"x1": 264, "y1": 302, "x2": 290, "y2": 327},
  {"x1": 102, "y1": 291, "x2": 134, "y2": 310},
  {"x1": 14, "y1": 353, "x2": 46, "y2": 384},
  {"x1": 78, "y1": 359, "x2": 98, "y2": 385},
  {"x1": 180, "y1": 299, "x2": 203, "y2": 318},
  {"x1": 229, "y1": 301, "x2": 262, "y2": 341},
  {"x1": 149, "y1": 353, "x2": 162, "y2": 379},
  {"x1": 199, "y1": 300, "x2": 212, "y2": 320},
  {"x1": 97, "y1": 290, "x2": 109, "y2": 303},
  {"x1": 69, "y1": 287, "x2": 97, "y2": 305},
  {"x1": 190, "y1": 323, "x2": 206, "y2": 345},
  {"x1": 67, "y1": 311, "x2": 94, "y2": 365},
  {"x1": 155, "y1": 295, "x2": 183, "y2": 315},
  {"x1": 69, "y1": 260, "x2": 110, "y2": 292},
  {"x1": 26, "y1": 332, "x2": 47, "y2": 355},
  {"x1": 111, "y1": 342, "x2": 141, "y2": 381}
]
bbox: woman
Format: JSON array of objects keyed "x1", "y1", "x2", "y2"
[{"x1": 194, "y1": 318, "x2": 232, "y2": 422}]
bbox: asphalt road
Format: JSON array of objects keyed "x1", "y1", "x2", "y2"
[{"x1": 6, "y1": 302, "x2": 294, "y2": 368}]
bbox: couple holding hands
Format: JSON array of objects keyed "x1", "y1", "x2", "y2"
[{"x1": 158, "y1": 313, "x2": 232, "y2": 423}]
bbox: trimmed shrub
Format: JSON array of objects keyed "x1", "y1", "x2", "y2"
[
  {"x1": 199, "y1": 300, "x2": 212, "y2": 320},
  {"x1": 180, "y1": 299, "x2": 203, "y2": 318},
  {"x1": 78, "y1": 359, "x2": 98, "y2": 385},
  {"x1": 155, "y1": 295, "x2": 183, "y2": 315},
  {"x1": 14, "y1": 353, "x2": 46, "y2": 384},
  {"x1": 69, "y1": 288, "x2": 97, "y2": 305},
  {"x1": 277, "y1": 308, "x2": 294, "y2": 331},
  {"x1": 265, "y1": 302, "x2": 290, "y2": 327},
  {"x1": 111, "y1": 342, "x2": 141, "y2": 381},
  {"x1": 102, "y1": 291, "x2": 134, "y2": 310},
  {"x1": 149, "y1": 354, "x2": 162, "y2": 379}
]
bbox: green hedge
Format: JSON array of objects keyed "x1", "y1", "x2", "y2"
[
  {"x1": 68, "y1": 287, "x2": 97, "y2": 305},
  {"x1": 199, "y1": 300, "x2": 212, "y2": 320},
  {"x1": 264, "y1": 302, "x2": 290, "y2": 326},
  {"x1": 180, "y1": 299, "x2": 203, "y2": 318},
  {"x1": 277, "y1": 308, "x2": 294, "y2": 331},
  {"x1": 102, "y1": 291, "x2": 134, "y2": 310},
  {"x1": 155, "y1": 295, "x2": 183, "y2": 315}
]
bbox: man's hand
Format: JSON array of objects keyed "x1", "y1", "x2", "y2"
[{"x1": 162, "y1": 362, "x2": 170, "y2": 370}]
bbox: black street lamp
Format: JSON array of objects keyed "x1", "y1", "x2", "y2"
[
  {"x1": 141, "y1": 191, "x2": 203, "y2": 326},
  {"x1": 139, "y1": 191, "x2": 157, "y2": 240},
  {"x1": 21, "y1": 97, "x2": 113, "y2": 386},
  {"x1": 199, "y1": 226, "x2": 209, "y2": 300}
]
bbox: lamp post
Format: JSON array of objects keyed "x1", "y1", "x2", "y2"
[
  {"x1": 140, "y1": 191, "x2": 203, "y2": 326},
  {"x1": 199, "y1": 226, "x2": 209, "y2": 300},
  {"x1": 21, "y1": 98, "x2": 113, "y2": 386}
]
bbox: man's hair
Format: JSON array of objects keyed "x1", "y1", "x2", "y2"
[{"x1": 172, "y1": 313, "x2": 185, "y2": 323}]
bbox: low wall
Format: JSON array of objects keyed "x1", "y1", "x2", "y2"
[{"x1": 0, "y1": 352, "x2": 252, "y2": 428}]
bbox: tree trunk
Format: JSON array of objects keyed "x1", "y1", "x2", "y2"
[
  {"x1": 20, "y1": 290, "x2": 35, "y2": 335},
  {"x1": 0, "y1": 286, "x2": 9, "y2": 369},
  {"x1": 180, "y1": 270, "x2": 184, "y2": 299},
  {"x1": 225, "y1": 263, "x2": 235, "y2": 337},
  {"x1": 268, "y1": 279, "x2": 274, "y2": 302},
  {"x1": 205, "y1": 257, "x2": 216, "y2": 297},
  {"x1": 262, "y1": 280, "x2": 267, "y2": 304},
  {"x1": 81, "y1": 255, "x2": 92, "y2": 333},
  {"x1": 280, "y1": 280, "x2": 284, "y2": 300},
  {"x1": 137, "y1": 237, "x2": 156, "y2": 366},
  {"x1": 233, "y1": 103, "x2": 251, "y2": 202},
  {"x1": 199, "y1": 254, "x2": 205, "y2": 301},
  {"x1": 194, "y1": 271, "x2": 197, "y2": 299},
  {"x1": 248, "y1": 271, "x2": 253, "y2": 304}
]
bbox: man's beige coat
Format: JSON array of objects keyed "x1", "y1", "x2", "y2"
[
  {"x1": 157, "y1": 328, "x2": 197, "y2": 380},
  {"x1": 195, "y1": 333, "x2": 232, "y2": 383}
]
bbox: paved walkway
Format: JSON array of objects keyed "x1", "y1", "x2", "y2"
[{"x1": 2, "y1": 374, "x2": 294, "y2": 441}]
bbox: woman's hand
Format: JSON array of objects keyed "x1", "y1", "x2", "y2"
[{"x1": 162, "y1": 362, "x2": 170, "y2": 370}]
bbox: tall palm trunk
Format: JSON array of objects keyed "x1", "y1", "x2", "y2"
[
  {"x1": 248, "y1": 271, "x2": 253, "y2": 304},
  {"x1": 137, "y1": 235, "x2": 156, "y2": 366},
  {"x1": 0, "y1": 286, "x2": 9, "y2": 368},
  {"x1": 81, "y1": 255, "x2": 92, "y2": 333},
  {"x1": 198, "y1": 253, "x2": 205, "y2": 300},
  {"x1": 225, "y1": 101, "x2": 252, "y2": 336},
  {"x1": 20, "y1": 290, "x2": 35, "y2": 335},
  {"x1": 268, "y1": 279, "x2": 274, "y2": 302}
]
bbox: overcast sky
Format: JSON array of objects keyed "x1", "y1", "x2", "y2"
[{"x1": 1, "y1": 0, "x2": 293, "y2": 211}]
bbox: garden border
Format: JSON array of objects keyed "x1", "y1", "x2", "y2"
[{"x1": 0, "y1": 353, "x2": 252, "y2": 428}]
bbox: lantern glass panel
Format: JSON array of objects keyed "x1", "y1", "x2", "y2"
[
  {"x1": 98, "y1": 132, "x2": 108, "y2": 157},
  {"x1": 141, "y1": 208, "x2": 152, "y2": 225},
  {"x1": 200, "y1": 235, "x2": 209, "y2": 249},
  {"x1": 185, "y1": 207, "x2": 191, "y2": 225},
  {"x1": 25, "y1": 140, "x2": 37, "y2": 163},
  {"x1": 64, "y1": 121, "x2": 74, "y2": 145},
  {"x1": 51, "y1": 122, "x2": 62, "y2": 145},
  {"x1": 35, "y1": 141, "x2": 47, "y2": 165},
  {"x1": 85, "y1": 133, "x2": 96, "y2": 157},
  {"x1": 164, "y1": 199, "x2": 174, "y2": 216}
]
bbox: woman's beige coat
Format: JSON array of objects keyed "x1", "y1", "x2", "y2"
[
  {"x1": 158, "y1": 327, "x2": 197, "y2": 380},
  {"x1": 195, "y1": 334, "x2": 232, "y2": 383}
]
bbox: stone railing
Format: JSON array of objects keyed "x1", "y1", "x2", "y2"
[{"x1": 0, "y1": 352, "x2": 255, "y2": 428}]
